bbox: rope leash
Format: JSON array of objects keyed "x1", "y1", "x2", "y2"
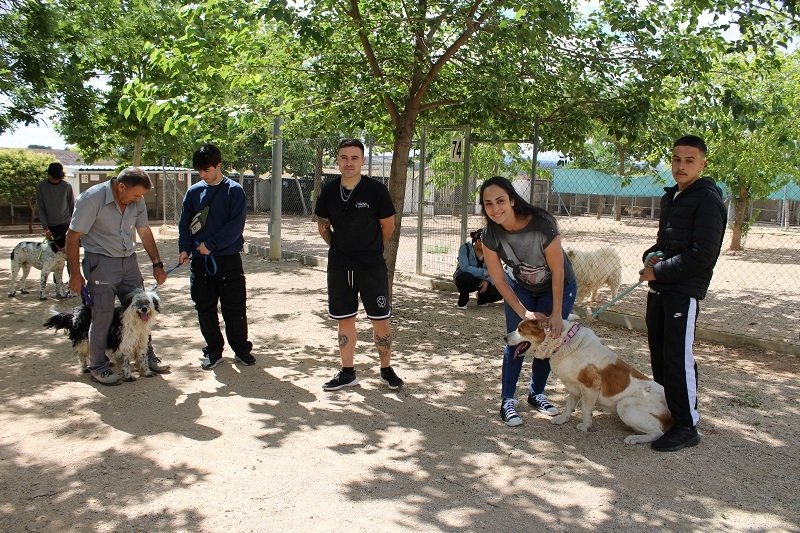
[{"x1": 591, "y1": 251, "x2": 663, "y2": 319}]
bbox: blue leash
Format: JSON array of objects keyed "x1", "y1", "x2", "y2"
[
  {"x1": 591, "y1": 251, "x2": 664, "y2": 318},
  {"x1": 150, "y1": 262, "x2": 183, "y2": 291}
]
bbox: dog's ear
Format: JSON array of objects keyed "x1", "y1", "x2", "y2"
[
  {"x1": 152, "y1": 292, "x2": 161, "y2": 313},
  {"x1": 518, "y1": 318, "x2": 547, "y2": 342},
  {"x1": 120, "y1": 291, "x2": 136, "y2": 308}
]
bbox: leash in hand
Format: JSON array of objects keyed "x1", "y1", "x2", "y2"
[
  {"x1": 150, "y1": 262, "x2": 183, "y2": 292},
  {"x1": 591, "y1": 251, "x2": 663, "y2": 319}
]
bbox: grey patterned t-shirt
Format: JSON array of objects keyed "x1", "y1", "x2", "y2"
[{"x1": 482, "y1": 215, "x2": 575, "y2": 293}]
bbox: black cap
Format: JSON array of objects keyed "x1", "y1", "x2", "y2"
[{"x1": 47, "y1": 162, "x2": 64, "y2": 179}]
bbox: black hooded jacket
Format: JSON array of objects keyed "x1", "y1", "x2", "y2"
[{"x1": 643, "y1": 177, "x2": 727, "y2": 300}]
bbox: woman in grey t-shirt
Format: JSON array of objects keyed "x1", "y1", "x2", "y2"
[{"x1": 480, "y1": 176, "x2": 577, "y2": 428}]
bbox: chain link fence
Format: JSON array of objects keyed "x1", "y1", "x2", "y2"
[{"x1": 248, "y1": 134, "x2": 798, "y2": 349}]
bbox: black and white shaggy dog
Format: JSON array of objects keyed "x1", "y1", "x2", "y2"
[
  {"x1": 44, "y1": 289, "x2": 161, "y2": 380},
  {"x1": 8, "y1": 240, "x2": 69, "y2": 300}
]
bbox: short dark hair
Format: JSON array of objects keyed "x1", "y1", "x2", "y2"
[
  {"x1": 116, "y1": 167, "x2": 152, "y2": 190},
  {"x1": 47, "y1": 162, "x2": 64, "y2": 179},
  {"x1": 338, "y1": 138, "x2": 365, "y2": 155},
  {"x1": 192, "y1": 143, "x2": 223, "y2": 170},
  {"x1": 673, "y1": 135, "x2": 707, "y2": 157}
]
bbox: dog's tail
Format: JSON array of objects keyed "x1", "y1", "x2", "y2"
[{"x1": 43, "y1": 309, "x2": 75, "y2": 333}]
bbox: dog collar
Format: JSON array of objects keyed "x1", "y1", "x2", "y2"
[{"x1": 553, "y1": 323, "x2": 581, "y2": 352}]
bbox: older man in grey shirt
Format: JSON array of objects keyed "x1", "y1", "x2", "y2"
[{"x1": 66, "y1": 167, "x2": 170, "y2": 385}]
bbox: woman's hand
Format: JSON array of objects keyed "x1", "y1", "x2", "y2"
[
  {"x1": 547, "y1": 314, "x2": 563, "y2": 338},
  {"x1": 479, "y1": 280, "x2": 489, "y2": 293},
  {"x1": 524, "y1": 310, "x2": 547, "y2": 321}
]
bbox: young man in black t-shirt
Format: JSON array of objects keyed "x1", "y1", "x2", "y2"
[{"x1": 313, "y1": 139, "x2": 404, "y2": 391}]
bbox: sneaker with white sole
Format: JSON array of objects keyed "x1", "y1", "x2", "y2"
[
  {"x1": 380, "y1": 366, "x2": 404, "y2": 390},
  {"x1": 323, "y1": 370, "x2": 359, "y2": 391},
  {"x1": 200, "y1": 351, "x2": 223, "y2": 370},
  {"x1": 528, "y1": 393, "x2": 560, "y2": 416},
  {"x1": 500, "y1": 399, "x2": 522, "y2": 427},
  {"x1": 91, "y1": 368, "x2": 121, "y2": 385},
  {"x1": 148, "y1": 354, "x2": 171, "y2": 373},
  {"x1": 234, "y1": 353, "x2": 256, "y2": 366}
]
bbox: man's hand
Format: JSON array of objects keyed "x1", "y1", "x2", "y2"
[
  {"x1": 639, "y1": 266, "x2": 656, "y2": 281},
  {"x1": 196, "y1": 242, "x2": 211, "y2": 255},
  {"x1": 179, "y1": 251, "x2": 191, "y2": 265},
  {"x1": 68, "y1": 272, "x2": 85, "y2": 294},
  {"x1": 44, "y1": 229, "x2": 53, "y2": 240},
  {"x1": 479, "y1": 280, "x2": 489, "y2": 293},
  {"x1": 153, "y1": 265, "x2": 167, "y2": 285}
]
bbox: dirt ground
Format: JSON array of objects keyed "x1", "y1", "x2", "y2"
[{"x1": 0, "y1": 231, "x2": 798, "y2": 532}]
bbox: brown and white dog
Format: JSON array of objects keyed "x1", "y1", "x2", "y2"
[{"x1": 505, "y1": 318, "x2": 672, "y2": 444}]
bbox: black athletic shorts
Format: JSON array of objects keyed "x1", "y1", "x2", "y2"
[{"x1": 327, "y1": 263, "x2": 392, "y2": 320}]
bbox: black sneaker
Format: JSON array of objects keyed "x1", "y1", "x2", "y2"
[
  {"x1": 234, "y1": 353, "x2": 256, "y2": 366},
  {"x1": 457, "y1": 293, "x2": 469, "y2": 309},
  {"x1": 527, "y1": 393, "x2": 560, "y2": 416},
  {"x1": 323, "y1": 370, "x2": 359, "y2": 391},
  {"x1": 380, "y1": 366, "x2": 404, "y2": 390},
  {"x1": 651, "y1": 425, "x2": 700, "y2": 452},
  {"x1": 200, "y1": 352, "x2": 223, "y2": 370},
  {"x1": 500, "y1": 399, "x2": 522, "y2": 427}
]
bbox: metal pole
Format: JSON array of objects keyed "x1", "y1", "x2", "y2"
[
  {"x1": 530, "y1": 118, "x2": 539, "y2": 206},
  {"x1": 416, "y1": 126, "x2": 426, "y2": 275},
  {"x1": 161, "y1": 155, "x2": 167, "y2": 226},
  {"x1": 270, "y1": 113, "x2": 283, "y2": 261},
  {"x1": 367, "y1": 135, "x2": 373, "y2": 178},
  {"x1": 461, "y1": 125, "x2": 471, "y2": 244}
]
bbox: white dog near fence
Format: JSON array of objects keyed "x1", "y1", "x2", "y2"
[
  {"x1": 8, "y1": 240, "x2": 69, "y2": 300},
  {"x1": 567, "y1": 246, "x2": 622, "y2": 304}
]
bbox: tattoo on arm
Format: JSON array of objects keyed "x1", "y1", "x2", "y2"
[
  {"x1": 338, "y1": 334, "x2": 349, "y2": 348},
  {"x1": 374, "y1": 333, "x2": 392, "y2": 357}
]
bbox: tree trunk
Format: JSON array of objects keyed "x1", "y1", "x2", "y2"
[
  {"x1": 132, "y1": 134, "x2": 145, "y2": 167},
  {"x1": 596, "y1": 196, "x2": 604, "y2": 219},
  {"x1": 384, "y1": 118, "x2": 416, "y2": 294},
  {"x1": 730, "y1": 180, "x2": 749, "y2": 251}
]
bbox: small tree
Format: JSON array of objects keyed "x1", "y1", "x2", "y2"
[{"x1": 0, "y1": 149, "x2": 55, "y2": 230}]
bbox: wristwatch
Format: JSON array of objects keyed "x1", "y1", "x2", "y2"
[{"x1": 152, "y1": 261, "x2": 164, "y2": 269}]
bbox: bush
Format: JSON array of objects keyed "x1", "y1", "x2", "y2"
[{"x1": 0, "y1": 148, "x2": 57, "y2": 227}]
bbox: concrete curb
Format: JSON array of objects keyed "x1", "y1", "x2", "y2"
[{"x1": 244, "y1": 242, "x2": 798, "y2": 356}]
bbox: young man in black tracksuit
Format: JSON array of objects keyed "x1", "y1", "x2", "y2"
[{"x1": 640, "y1": 135, "x2": 726, "y2": 452}]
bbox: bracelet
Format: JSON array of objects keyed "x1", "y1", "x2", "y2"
[{"x1": 152, "y1": 261, "x2": 164, "y2": 269}]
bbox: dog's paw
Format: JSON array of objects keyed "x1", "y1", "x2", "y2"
[
  {"x1": 124, "y1": 374, "x2": 137, "y2": 382},
  {"x1": 39, "y1": 296, "x2": 48, "y2": 301},
  {"x1": 576, "y1": 421, "x2": 592, "y2": 432},
  {"x1": 624, "y1": 434, "x2": 657, "y2": 445},
  {"x1": 7, "y1": 293, "x2": 15, "y2": 298},
  {"x1": 551, "y1": 414, "x2": 570, "y2": 425},
  {"x1": 20, "y1": 289, "x2": 29, "y2": 295},
  {"x1": 142, "y1": 370, "x2": 155, "y2": 377}
]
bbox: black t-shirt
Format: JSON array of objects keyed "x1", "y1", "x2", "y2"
[{"x1": 314, "y1": 177, "x2": 396, "y2": 269}]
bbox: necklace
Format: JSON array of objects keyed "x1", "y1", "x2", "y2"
[{"x1": 340, "y1": 184, "x2": 354, "y2": 202}]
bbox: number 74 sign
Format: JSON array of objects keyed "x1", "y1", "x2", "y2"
[{"x1": 450, "y1": 137, "x2": 464, "y2": 163}]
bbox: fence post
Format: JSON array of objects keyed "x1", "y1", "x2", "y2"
[
  {"x1": 530, "y1": 118, "x2": 539, "y2": 205},
  {"x1": 270, "y1": 113, "x2": 283, "y2": 261},
  {"x1": 461, "y1": 124, "x2": 471, "y2": 244},
  {"x1": 416, "y1": 126, "x2": 427, "y2": 275}
]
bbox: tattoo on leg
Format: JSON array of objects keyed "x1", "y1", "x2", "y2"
[
  {"x1": 338, "y1": 334, "x2": 349, "y2": 348},
  {"x1": 374, "y1": 333, "x2": 391, "y2": 357}
]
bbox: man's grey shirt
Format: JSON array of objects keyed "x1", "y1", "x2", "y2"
[{"x1": 69, "y1": 180, "x2": 149, "y2": 257}]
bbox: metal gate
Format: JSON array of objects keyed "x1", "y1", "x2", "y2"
[{"x1": 416, "y1": 125, "x2": 472, "y2": 277}]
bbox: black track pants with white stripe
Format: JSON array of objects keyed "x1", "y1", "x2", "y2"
[{"x1": 646, "y1": 290, "x2": 700, "y2": 428}]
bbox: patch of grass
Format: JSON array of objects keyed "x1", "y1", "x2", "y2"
[
  {"x1": 424, "y1": 244, "x2": 450, "y2": 254},
  {"x1": 732, "y1": 389, "x2": 763, "y2": 409}
]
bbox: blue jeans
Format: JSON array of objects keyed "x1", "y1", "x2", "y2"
[{"x1": 501, "y1": 276, "x2": 577, "y2": 400}]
